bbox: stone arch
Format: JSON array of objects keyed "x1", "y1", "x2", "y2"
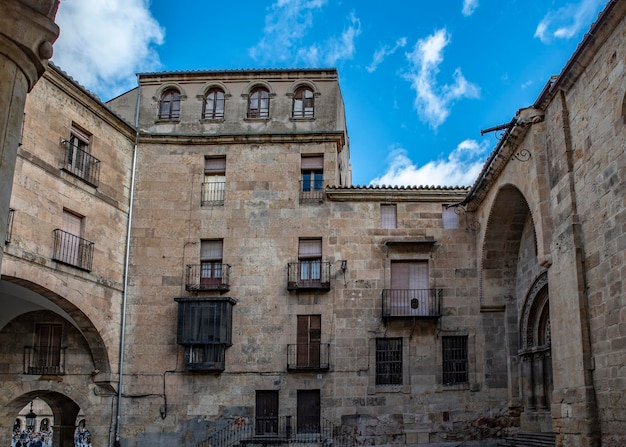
[
  {"x1": 0, "y1": 276, "x2": 112, "y2": 378},
  {"x1": 482, "y1": 184, "x2": 536, "y2": 305},
  {"x1": 2, "y1": 391, "x2": 82, "y2": 447},
  {"x1": 198, "y1": 81, "x2": 231, "y2": 98},
  {"x1": 153, "y1": 82, "x2": 187, "y2": 101},
  {"x1": 242, "y1": 80, "x2": 275, "y2": 96},
  {"x1": 518, "y1": 272, "x2": 553, "y2": 432},
  {"x1": 480, "y1": 184, "x2": 536, "y2": 417},
  {"x1": 288, "y1": 79, "x2": 320, "y2": 96}
]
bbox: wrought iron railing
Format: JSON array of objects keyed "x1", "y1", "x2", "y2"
[
  {"x1": 287, "y1": 343, "x2": 330, "y2": 371},
  {"x1": 287, "y1": 261, "x2": 331, "y2": 291},
  {"x1": 24, "y1": 346, "x2": 66, "y2": 375},
  {"x1": 52, "y1": 229, "x2": 94, "y2": 271},
  {"x1": 201, "y1": 181, "x2": 225, "y2": 206},
  {"x1": 186, "y1": 264, "x2": 231, "y2": 292},
  {"x1": 200, "y1": 416, "x2": 339, "y2": 447},
  {"x1": 299, "y1": 181, "x2": 324, "y2": 203},
  {"x1": 62, "y1": 143, "x2": 100, "y2": 187},
  {"x1": 5, "y1": 208, "x2": 14, "y2": 244},
  {"x1": 381, "y1": 288, "x2": 442, "y2": 319}
]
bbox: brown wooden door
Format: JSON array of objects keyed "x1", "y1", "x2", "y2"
[
  {"x1": 297, "y1": 315, "x2": 321, "y2": 368},
  {"x1": 256, "y1": 391, "x2": 279, "y2": 435},
  {"x1": 297, "y1": 390, "x2": 320, "y2": 434}
]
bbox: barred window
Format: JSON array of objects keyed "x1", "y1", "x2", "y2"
[
  {"x1": 442, "y1": 336, "x2": 468, "y2": 385},
  {"x1": 376, "y1": 338, "x2": 402, "y2": 385}
]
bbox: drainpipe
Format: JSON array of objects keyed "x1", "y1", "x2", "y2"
[{"x1": 114, "y1": 78, "x2": 141, "y2": 447}]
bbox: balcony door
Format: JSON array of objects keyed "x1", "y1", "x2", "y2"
[
  {"x1": 34, "y1": 323, "x2": 62, "y2": 374},
  {"x1": 390, "y1": 261, "x2": 429, "y2": 316},
  {"x1": 200, "y1": 240, "x2": 223, "y2": 287},
  {"x1": 297, "y1": 315, "x2": 321, "y2": 369},
  {"x1": 256, "y1": 391, "x2": 279, "y2": 436},
  {"x1": 297, "y1": 390, "x2": 320, "y2": 434}
]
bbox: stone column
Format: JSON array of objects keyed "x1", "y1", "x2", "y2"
[
  {"x1": 0, "y1": 0, "x2": 59, "y2": 268},
  {"x1": 521, "y1": 354, "x2": 535, "y2": 411}
]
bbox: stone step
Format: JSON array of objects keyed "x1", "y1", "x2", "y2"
[{"x1": 498, "y1": 431, "x2": 555, "y2": 447}]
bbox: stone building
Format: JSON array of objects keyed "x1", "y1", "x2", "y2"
[{"x1": 0, "y1": 1, "x2": 624, "y2": 447}]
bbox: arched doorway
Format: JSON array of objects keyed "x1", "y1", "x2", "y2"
[
  {"x1": 518, "y1": 273, "x2": 553, "y2": 432},
  {"x1": 5, "y1": 392, "x2": 81, "y2": 447}
]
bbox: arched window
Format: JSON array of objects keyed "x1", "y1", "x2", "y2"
[
  {"x1": 159, "y1": 88, "x2": 181, "y2": 120},
  {"x1": 248, "y1": 87, "x2": 270, "y2": 118},
  {"x1": 293, "y1": 86, "x2": 314, "y2": 118},
  {"x1": 204, "y1": 88, "x2": 225, "y2": 119}
]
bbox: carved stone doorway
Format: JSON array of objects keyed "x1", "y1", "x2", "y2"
[{"x1": 519, "y1": 273, "x2": 553, "y2": 432}]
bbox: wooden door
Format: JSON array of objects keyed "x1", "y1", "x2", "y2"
[
  {"x1": 256, "y1": 391, "x2": 279, "y2": 435},
  {"x1": 297, "y1": 390, "x2": 320, "y2": 434}
]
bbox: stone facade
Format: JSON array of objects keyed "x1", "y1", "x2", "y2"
[{"x1": 0, "y1": 1, "x2": 624, "y2": 447}]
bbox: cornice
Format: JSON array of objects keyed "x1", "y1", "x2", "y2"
[
  {"x1": 325, "y1": 186, "x2": 468, "y2": 203},
  {"x1": 137, "y1": 131, "x2": 346, "y2": 152}
]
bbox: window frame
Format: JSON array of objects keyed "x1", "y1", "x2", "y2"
[
  {"x1": 158, "y1": 88, "x2": 181, "y2": 120},
  {"x1": 292, "y1": 86, "x2": 315, "y2": 118},
  {"x1": 203, "y1": 88, "x2": 225, "y2": 120},
  {"x1": 247, "y1": 87, "x2": 270, "y2": 119}
]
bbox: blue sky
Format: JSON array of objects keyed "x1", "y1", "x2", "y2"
[{"x1": 51, "y1": 0, "x2": 609, "y2": 187}]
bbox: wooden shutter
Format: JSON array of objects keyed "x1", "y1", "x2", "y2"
[
  {"x1": 298, "y1": 239, "x2": 322, "y2": 259},
  {"x1": 301, "y1": 156, "x2": 323, "y2": 170}
]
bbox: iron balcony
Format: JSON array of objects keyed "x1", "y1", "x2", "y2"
[{"x1": 382, "y1": 288, "x2": 442, "y2": 319}]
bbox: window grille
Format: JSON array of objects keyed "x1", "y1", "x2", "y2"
[
  {"x1": 376, "y1": 338, "x2": 402, "y2": 385},
  {"x1": 442, "y1": 336, "x2": 468, "y2": 385}
]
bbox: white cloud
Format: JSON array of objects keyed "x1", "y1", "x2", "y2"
[
  {"x1": 366, "y1": 37, "x2": 407, "y2": 73},
  {"x1": 403, "y1": 29, "x2": 480, "y2": 129},
  {"x1": 534, "y1": 0, "x2": 605, "y2": 43},
  {"x1": 52, "y1": 0, "x2": 164, "y2": 101},
  {"x1": 249, "y1": 0, "x2": 360, "y2": 67},
  {"x1": 249, "y1": 0, "x2": 328, "y2": 64},
  {"x1": 370, "y1": 139, "x2": 490, "y2": 187},
  {"x1": 462, "y1": 0, "x2": 479, "y2": 17}
]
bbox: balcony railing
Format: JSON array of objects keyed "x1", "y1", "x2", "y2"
[
  {"x1": 202, "y1": 416, "x2": 335, "y2": 447},
  {"x1": 287, "y1": 261, "x2": 331, "y2": 291},
  {"x1": 62, "y1": 143, "x2": 100, "y2": 187},
  {"x1": 287, "y1": 343, "x2": 330, "y2": 371},
  {"x1": 382, "y1": 289, "x2": 442, "y2": 319},
  {"x1": 5, "y1": 208, "x2": 14, "y2": 244},
  {"x1": 299, "y1": 181, "x2": 324, "y2": 203},
  {"x1": 24, "y1": 346, "x2": 66, "y2": 375},
  {"x1": 186, "y1": 263, "x2": 231, "y2": 292},
  {"x1": 52, "y1": 229, "x2": 94, "y2": 271},
  {"x1": 201, "y1": 181, "x2": 225, "y2": 206}
]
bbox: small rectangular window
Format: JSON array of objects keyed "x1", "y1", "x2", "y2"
[
  {"x1": 442, "y1": 336, "x2": 468, "y2": 385},
  {"x1": 381, "y1": 204, "x2": 397, "y2": 229},
  {"x1": 376, "y1": 338, "x2": 402, "y2": 385}
]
